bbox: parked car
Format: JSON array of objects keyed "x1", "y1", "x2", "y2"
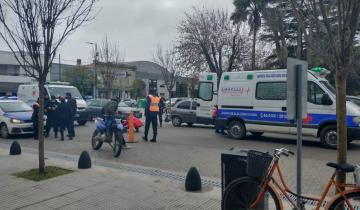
[
  {"x1": 0, "y1": 100, "x2": 34, "y2": 138},
  {"x1": 165, "y1": 97, "x2": 187, "y2": 107},
  {"x1": 87, "y1": 99, "x2": 110, "y2": 120},
  {"x1": 116, "y1": 101, "x2": 142, "y2": 119},
  {"x1": 123, "y1": 99, "x2": 137, "y2": 107},
  {"x1": 347, "y1": 96, "x2": 360, "y2": 106},
  {"x1": 170, "y1": 99, "x2": 213, "y2": 127}
]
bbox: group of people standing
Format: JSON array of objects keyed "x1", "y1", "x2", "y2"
[{"x1": 32, "y1": 92, "x2": 77, "y2": 141}]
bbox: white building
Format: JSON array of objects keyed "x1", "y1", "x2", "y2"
[{"x1": 0, "y1": 51, "x2": 51, "y2": 96}]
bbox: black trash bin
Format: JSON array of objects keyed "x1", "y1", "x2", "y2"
[{"x1": 221, "y1": 149, "x2": 248, "y2": 198}]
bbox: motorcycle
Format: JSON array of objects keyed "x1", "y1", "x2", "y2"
[{"x1": 91, "y1": 117, "x2": 125, "y2": 157}]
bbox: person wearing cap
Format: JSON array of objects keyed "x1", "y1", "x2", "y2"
[
  {"x1": 142, "y1": 89, "x2": 160, "y2": 142},
  {"x1": 45, "y1": 95, "x2": 59, "y2": 138}
]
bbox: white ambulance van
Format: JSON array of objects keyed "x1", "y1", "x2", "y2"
[
  {"x1": 17, "y1": 82, "x2": 90, "y2": 125},
  {"x1": 196, "y1": 70, "x2": 360, "y2": 148}
]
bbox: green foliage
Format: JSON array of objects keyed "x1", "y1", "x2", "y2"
[
  {"x1": 14, "y1": 166, "x2": 73, "y2": 181},
  {"x1": 64, "y1": 65, "x2": 94, "y2": 96},
  {"x1": 130, "y1": 79, "x2": 146, "y2": 99}
]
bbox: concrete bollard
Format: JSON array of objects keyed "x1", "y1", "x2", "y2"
[
  {"x1": 185, "y1": 167, "x2": 202, "y2": 191},
  {"x1": 78, "y1": 151, "x2": 91, "y2": 169},
  {"x1": 9, "y1": 141, "x2": 21, "y2": 155}
]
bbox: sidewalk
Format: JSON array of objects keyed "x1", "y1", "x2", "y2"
[{"x1": 0, "y1": 146, "x2": 220, "y2": 210}]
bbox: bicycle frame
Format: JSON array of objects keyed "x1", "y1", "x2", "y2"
[{"x1": 251, "y1": 158, "x2": 359, "y2": 210}]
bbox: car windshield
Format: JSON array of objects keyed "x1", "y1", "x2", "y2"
[
  {"x1": 0, "y1": 101, "x2": 32, "y2": 112},
  {"x1": 320, "y1": 81, "x2": 335, "y2": 95},
  {"x1": 118, "y1": 102, "x2": 129, "y2": 107},
  {"x1": 48, "y1": 86, "x2": 83, "y2": 99}
]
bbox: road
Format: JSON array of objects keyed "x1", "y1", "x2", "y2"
[{"x1": 2, "y1": 121, "x2": 360, "y2": 195}]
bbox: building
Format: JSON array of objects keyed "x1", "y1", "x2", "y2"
[
  {"x1": 0, "y1": 50, "x2": 50, "y2": 96},
  {"x1": 125, "y1": 61, "x2": 188, "y2": 99}
]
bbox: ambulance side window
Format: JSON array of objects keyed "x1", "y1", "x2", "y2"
[
  {"x1": 256, "y1": 82, "x2": 287, "y2": 100},
  {"x1": 198, "y1": 82, "x2": 213, "y2": 101},
  {"x1": 308, "y1": 82, "x2": 325, "y2": 105}
]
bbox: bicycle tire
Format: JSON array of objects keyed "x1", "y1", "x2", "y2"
[
  {"x1": 327, "y1": 191, "x2": 360, "y2": 210},
  {"x1": 222, "y1": 177, "x2": 281, "y2": 210}
]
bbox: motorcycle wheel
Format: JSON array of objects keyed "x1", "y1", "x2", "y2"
[
  {"x1": 91, "y1": 130, "x2": 103, "y2": 150},
  {"x1": 113, "y1": 131, "x2": 123, "y2": 157}
]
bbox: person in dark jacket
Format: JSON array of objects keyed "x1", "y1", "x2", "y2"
[
  {"x1": 101, "y1": 98, "x2": 119, "y2": 137},
  {"x1": 31, "y1": 99, "x2": 40, "y2": 140},
  {"x1": 57, "y1": 96, "x2": 72, "y2": 141},
  {"x1": 45, "y1": 95, "x2": 59, "y2": 138},
  {"x1": 65, "y1": 92, "x2": 77, "y2": 139},
  {"x1": 158, "y1": 95, "x2": 166, "y2": 127}
]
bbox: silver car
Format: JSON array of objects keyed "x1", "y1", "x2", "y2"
[{"x1": 170, "y1": 99, "x2": 212, "y2": 127}]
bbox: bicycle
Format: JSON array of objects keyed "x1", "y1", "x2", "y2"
[{"x1": 222, "y1": 148, "x2": 360, "y2": 210}]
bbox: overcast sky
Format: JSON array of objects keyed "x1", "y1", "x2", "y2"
[{"x1": 35, "y1": 0, "x2": 234, "y2": 65}]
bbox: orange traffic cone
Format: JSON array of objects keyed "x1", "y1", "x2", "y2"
[{"x1": 127, "y1": 112, "x2": 138, "y2": 143}]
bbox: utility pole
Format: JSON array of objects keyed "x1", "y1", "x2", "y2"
[{"x1": 86, "y1": 42, "x2": 98, "y2": 99}]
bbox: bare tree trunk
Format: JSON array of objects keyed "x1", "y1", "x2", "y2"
[
  {"x1": 251, "y1": 29, "x2": 256, "y2": 70},
  {"x1": 38, "y1": 82, "x2": 45, "y2": 173},
  {"x1": 335, "y1": 71, "x2": 347, "y2": 191},
  {"x1": 296, "y1": 27, "x2": 302, "y2": 59}
]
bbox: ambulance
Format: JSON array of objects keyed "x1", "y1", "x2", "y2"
[
  {"x1": 17, "y1": 82, "x2": 90, "y2": 125},
  {"x1": 195, "y1": 70, "x2": 360, "y2": 148}
]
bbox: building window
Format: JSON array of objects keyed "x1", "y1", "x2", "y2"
[{"x1": 0, "y1": 64, "x2": 20, "y2": 76}]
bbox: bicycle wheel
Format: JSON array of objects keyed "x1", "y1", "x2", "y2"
[
  {"x1": 222, "y1": 177, "x2": 281, "y2": 210},
  {"x1": 327, "y1": 191, "x2": 360, "y2": 210}
]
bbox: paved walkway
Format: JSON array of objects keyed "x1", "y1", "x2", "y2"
[{"x1": 0, "y1": 146, "x2": 220, "y2": 210}]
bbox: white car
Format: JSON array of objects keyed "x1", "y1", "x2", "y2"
[
  {"x1": 0, "y1": 100, "x2": 34, "y2": 138},
  {"x1": 116, "y1": 101, "x2": 143, "y2": 119}
]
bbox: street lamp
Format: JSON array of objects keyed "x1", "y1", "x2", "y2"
[{"x1": 86, "y1": 42, "x2": 98, "y2": 99}]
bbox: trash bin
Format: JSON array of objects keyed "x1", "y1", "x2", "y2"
[
  {"x1": 221, "y1": 149, "x2": 268, "y2": 210},
  {"x1": 137, "y1": 99, "x2": 146, "y2": 108},
  {"x1": 221, "y1": 149, "x2": 248, "y2": 198}
]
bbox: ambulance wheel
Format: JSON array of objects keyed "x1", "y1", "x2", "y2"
[
  {"x1": 320, "y1": 125, "x2": 337, "y2": 149},
  {"x1": 228, "y1": 121, "x2": 246, "y2": 140}
]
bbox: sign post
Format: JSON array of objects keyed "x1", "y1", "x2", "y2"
[{"x1": 287, "y1": 58, "x2": 308, "y2": 209}]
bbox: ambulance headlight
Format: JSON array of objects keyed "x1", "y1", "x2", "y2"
[{"x1": 354, "y1": 117, "x2": 360, "y2": 125}]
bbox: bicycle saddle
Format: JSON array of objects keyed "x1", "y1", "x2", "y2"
[{"x1": 326, "y1": 162, "x2": 355, "y2": 173}]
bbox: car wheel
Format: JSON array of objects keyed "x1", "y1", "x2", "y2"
[
  {"x1": 1, "y1": 123, "x2": 10, "y2": 139},
  {"x1": 228, "y1": 121, "x2": 246, "y2": 139},
  {"x1": 320, "y1": 125, "x2": 337, "y2": 149},
  {"x1": 77, "y1": 120, "x2": 87, "y2": 126},
  {"x1": 172, "y1": 116, "x2": 182, "y2": 127}
]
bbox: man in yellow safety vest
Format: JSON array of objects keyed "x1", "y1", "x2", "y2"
[{"x1": 142, "y1": 89, "x2": 160, "y2": 142}]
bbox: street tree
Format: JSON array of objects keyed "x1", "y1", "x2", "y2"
[
  {"x1": 0, "y1": 0, "x2": 96, "y2": 173},
  {"x1": 153, "y1": 45, "x2": 181, "y2": 101},
  {"x1": 177, "y1": 7, "x2": 249, "y2": 86},
  {"x1": 130, "y1": 79, "x2": 146, "y2": 100},
  {"x1": 64, "y1": 65, "x2": 94, "y2": 96},
  {"x1": 97, "y1": 36, "x2": 124, "y2": 99},
  {"x1": 232, "y1": 0, "x2": 268, "y2": 70},
  {"x1": 290, "y1": 0, "x2": 360, "y2": 189}
]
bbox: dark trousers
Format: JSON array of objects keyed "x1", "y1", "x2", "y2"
[
  {"x1": 158, "y1": 108, "x2": 163, "y2": 126},
  {"x1": 45, "y1": 116, "x2": 58, "y2": 135},
  {"x1": 59, "y1": 125, "x2": 66, "y2": 140},
  {"x1": 144, "y1": 112, "x2": 158, "y2": 139},
  {"x1": 67, "y1": 115, "x2": 75, "y2": 137},
  {"x1": 33, "y1": 120, "x2": 38, "y2": 139}
]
